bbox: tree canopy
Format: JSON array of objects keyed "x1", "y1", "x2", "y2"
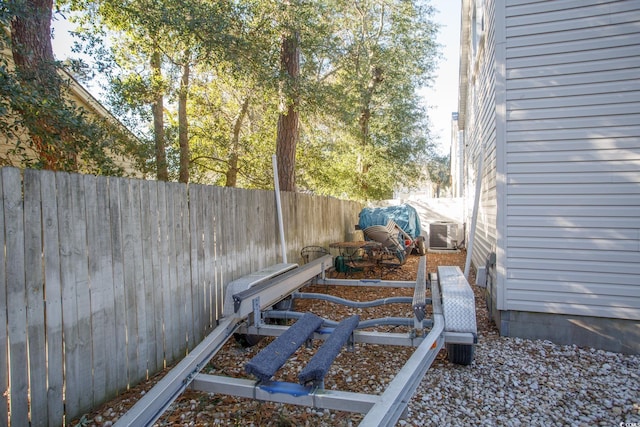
[
  {"x1": 1, "y1": 0, "x2": 138, "y2": 174},
  {"x1": 4, "y1": 0, "x2": 443, "y2": 200}
]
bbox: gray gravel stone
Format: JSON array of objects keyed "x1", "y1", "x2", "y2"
[{"x1": 407, "y1": 333, "x2": 640, "y2": 426}]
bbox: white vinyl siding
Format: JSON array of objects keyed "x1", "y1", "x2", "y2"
[
  {"x1": 463, "y1": 0, "x2": 499, "y2": 276},
  {"x1": 503, "y1": 0, "x2": 640, "y2": 320}
]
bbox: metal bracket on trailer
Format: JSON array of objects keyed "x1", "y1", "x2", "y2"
[{"x1": 412, "y1": 255, "x2": 428, "y2": 331}]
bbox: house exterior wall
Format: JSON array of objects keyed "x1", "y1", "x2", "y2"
[
  {"x1": 460, "y1": 0, "x2": 640, "y2": 353},
  {"x1": 503, "y1": 0, "x2": 640, "y2": 321},
  {"x1": 460, "y1": 0, "x2": 499, "y2": 284}
]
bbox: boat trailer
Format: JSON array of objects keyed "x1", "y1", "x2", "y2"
[{"x1": 114, "y1": 255, "x2": 477, "y2": 426}]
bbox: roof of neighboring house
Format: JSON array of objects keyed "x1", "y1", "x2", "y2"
[
  {"x1": 61, "y1": 67, "x2": 141, "y2": 145},
  {"x1": 63, "y1": 69, "x2": 122, "y2": 129}
]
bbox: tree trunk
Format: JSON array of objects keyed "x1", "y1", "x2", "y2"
[
  {"x1": 10, "y1": 0, "x2": 55, "y2": 81},
  {"x1": 275, "y1": 31, "x2": 300, "y2": 192},
  {"x1": 358, "y1": 66, "x2": 383, "y2": 148},
  {"x1": 178, "y1": 59, "x2": 190, "y2": 184},
  {"x1": 151, "y1": 48, "x2": 168, "y2": 181},
  {"x1": 225, "y1": 96, "x2": 250, "y2": 187},
  {"x1": 10, "y1": 0, "x2": 68, "y2": 170},
  {"x1": 357, "y1": 65, "x2": 384, "y2": 194}
]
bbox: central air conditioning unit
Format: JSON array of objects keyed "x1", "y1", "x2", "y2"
[{"x1": 429, "y1": 222, "x2": 460, "y2": 250}]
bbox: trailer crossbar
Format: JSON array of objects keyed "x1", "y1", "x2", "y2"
[{"x1": 191, "y1": 375, "x2": 380, "y2": 413}]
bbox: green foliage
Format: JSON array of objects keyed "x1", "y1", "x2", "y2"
[
  {"x1": 57, "y1": 0, "x2": 442, "y2": 199},
  {"x1": 426, "y1": 152, "x2": 451, "y2": 197},
  {"x1": 296, "y1": 0, "x2": 440, "y2": 200},
  {"x1": 1, "y1": 3, "x2": 141, "y2": 174}
]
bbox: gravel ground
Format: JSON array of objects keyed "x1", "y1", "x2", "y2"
[{"x1": 71, "y1": 251, "x2": 640, "y2": 426}]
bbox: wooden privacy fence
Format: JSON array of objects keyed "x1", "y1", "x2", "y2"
[{"x1": 0, "y1": 167, "x2": 361, "y2": 426}]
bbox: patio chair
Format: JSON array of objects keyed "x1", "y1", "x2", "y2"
[
  {"x1": 363, "y1": 220, "x2": 411, "y2": 264},
  {"x1": 300, "y1": 246, "x2": 330, "y2": 264}
]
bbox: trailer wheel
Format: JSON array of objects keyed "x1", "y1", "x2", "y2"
[
  {"x1": 446, "y1": 343, "x2": 475, "y2": 365},
  {"x1": 234, "y1": 333, "x2": 263, "y2": 347}
]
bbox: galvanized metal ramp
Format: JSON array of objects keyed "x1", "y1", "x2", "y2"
[{"x1": 114, "y1": 255, "x2": 477, "y2": 427}]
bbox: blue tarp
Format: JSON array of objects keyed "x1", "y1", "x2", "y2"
[{"x1": 358, "y1": 204, "x2": 422, "y2": 239}]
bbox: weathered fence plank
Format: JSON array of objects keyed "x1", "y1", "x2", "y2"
[
  {"x1": 41, "y1": 170, "x2": 64, "y2": 426},
  {"x1": 178, "y1": 185, "x2": 195, "y2": 350},
  {"x1": 188, "y1": 186, "x2": 198, "y2": 338},
  {"x1": 174, "y1": 184, "x2": 190, "y2": 354},
  {"x1": 68, "y1": 174, "x2": 93, "y2": 412},
  {"x1": 0, "y1": 168, "x2": 7, "y2": 424},
  {"x1": 165, "y1": 184, "x2": 180, "y2": 362},
  {"x1": 140, "y1": 180, "x2": 162, "y2": 373},
  {"x1": 57, "y1": 172, "x2": 80, "y2": 417},
  {"x1": 221, "y1": 188, "x2": 233, "y2": 287},
  {"x1": 108, "y1": 177, "x2": 128, "y2": 393},
  {"x1": 170, "y1": 184, "x2": 181, "y2": 350},
  {"x1": 228, "y1": 188, "x2": 237, "y2": 277},
  {"x1": 24, "y1": 170, "x2": 47, "y2": 426},
  {"x1": 71, "y1": 173, "x2": 94, "y2": 414},
  {"x1": 205, "y1": 186, "x2": 217, "y2": 326},
  {"x1": 138, "y1": 180, "x2": 154, "y2": 376},
  {"x1": 149, "y1": 180, "x2": 165, "y2": 371},
  {"x1": 129, "y1": 180, "x2": 148, "y2": 382},
  {"x1": 86, "y1": 175, "x2": 118, "y2": 404},
  {"x1": 189, "y1": 185, "x2": 204, "y2": 340},
  {"x1": 4, "y1": 167, "x2": 28, "y2": 422},
  {"x1": 119, "y1": 178, "x2": 139, "y2": 386},
  {"x1": 243, "y1": 190, "x2": 253, "y2": 272},
  {"x1": 156, "y1": 182, "x2": 171, "y2": 363}
]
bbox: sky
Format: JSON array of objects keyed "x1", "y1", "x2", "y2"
[
  {"x1": 51, "y1": 1, "x2": 461, "y2": 155},
  {"x1": 421, "y1": 0, "x2": 462, "y2": 155}
]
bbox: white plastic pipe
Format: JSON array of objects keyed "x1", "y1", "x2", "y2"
[
  {"x1": 272, "y1": 155, "x2": 287, "y2": 263},
  {"x1": 464, "y1": 150, "x2": 484, "y2": 280}
]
